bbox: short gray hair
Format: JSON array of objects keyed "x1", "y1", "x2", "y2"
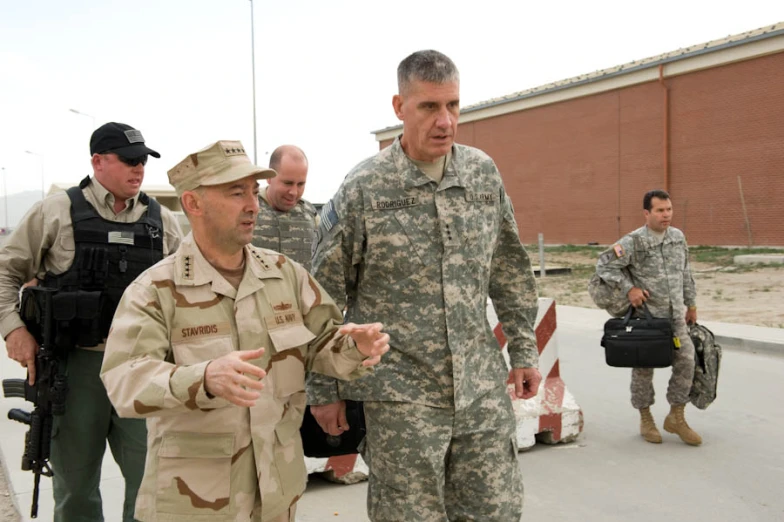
[{"x1": 397, "y1": 50, "x2": 459, "y2": 93}]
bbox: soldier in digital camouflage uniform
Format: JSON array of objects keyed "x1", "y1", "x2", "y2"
[
  {"x1": 596, "y1": 189, "x2": 702, "y2": 446},
  {"x1": 251, "y1": 145, "x2": 318, "y2": 270},
  {"x1": 100, "y1": 140, "x2": 390, "y2": 522},
  {"x1": 308, "y1": 50, "x2": 542, "y2": 522},
  {"x1": 0, "y1": 122, "x2": 182, "y2": 522}
]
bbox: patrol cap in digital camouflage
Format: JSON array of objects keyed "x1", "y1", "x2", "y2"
[{"x1": 167, "y1": 140, "x2": 276, "y2": 195}]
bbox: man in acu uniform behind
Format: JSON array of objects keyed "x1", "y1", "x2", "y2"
[
  {"x1": 251, "y1": 145, "x2": 317, "y2": 270},
  {"x1": 596, "y1": 189, "x2": 702, "y2": 446},
  {"x1": 0, "y1": 122, "x2": 182, "y2": 521},
  {"x1": 308, "y1": 50, "x2": 542, "y2": 521}
]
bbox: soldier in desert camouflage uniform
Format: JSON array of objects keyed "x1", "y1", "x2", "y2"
[
  {"x1": 252, "y1": 145, "x2": 318, "y2": 270},
  {"x1": 100, "y1": 140, "x2": 390, "y2": 522},
  {"x1": 596, "y1": 189, "x2": 702, "y2": 446},
  {"x1": 308, "y1": 50, "x2": 541, "y2": 521}
]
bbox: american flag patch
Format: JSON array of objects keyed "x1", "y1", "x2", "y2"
[
  {"x1": 108, "y1": 231, "x2": 135, "y2": 245},
  {"x1": 613, "y1": 244, "x2": 624, "y2": 258},
  {"x1": 124, "y1": 129, "x2": 144, "y2": 144},
  {"x1": 320, "y1": 200, "x2": 338, "y2": 232}
]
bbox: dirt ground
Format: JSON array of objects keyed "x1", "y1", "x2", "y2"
[{"x1": 535, "y1": 248, "x2": 784, "y2": 328}]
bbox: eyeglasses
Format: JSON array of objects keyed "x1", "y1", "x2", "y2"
[{"x1": 116, "y1": 154, "x2": 148, "y2": 167}]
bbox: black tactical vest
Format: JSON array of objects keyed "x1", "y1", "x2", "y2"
[{"x1": 40, "y1": 177, "x2": 164, "y2": 348}]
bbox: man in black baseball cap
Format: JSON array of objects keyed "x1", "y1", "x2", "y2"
[
  {"x1": 90, "y1": 121, "x2": 161, "y2": 158},
  {"x1": 0, "y1": 120, "x2": 182, "y2": 521}
]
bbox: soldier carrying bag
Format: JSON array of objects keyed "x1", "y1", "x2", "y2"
[{"x1": 601, "y1": 303, "x2": 675, "y2": 368}]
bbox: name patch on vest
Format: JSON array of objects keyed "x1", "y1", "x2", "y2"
[
  {"x1": 108, "y1": 231, "x2": 135, "y2": 245},
  {"x1": 466, "y1": 192, "x2": 498, "y2": 203},
  {"x1": 265, "y1": 309, "x2": 304, "y2": 330},
  {"x1": 171, "y1": 321, "x2": 232, "y2": 343},
  {"x1": 372, "y1": 197, "x2": 419, "y2": 211}
]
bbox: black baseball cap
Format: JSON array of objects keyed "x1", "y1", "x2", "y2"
[{"x1": 89, "y1": 122, "x2": 160, "y2": 158}]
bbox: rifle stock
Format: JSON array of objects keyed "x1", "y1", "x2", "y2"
[{"x1": 2, "y1": 287, "x2": 68, "y2": 519}]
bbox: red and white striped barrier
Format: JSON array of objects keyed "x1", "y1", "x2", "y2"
[
  {"x1": 488, "y1": 297, "x2": 584, "y2": 449},
  {"x1": 305, "y1": 297, "x2": 583, "y2": 480},
  {"x1": 305, "y1": 453, "x2": 368, "y2": 484}
]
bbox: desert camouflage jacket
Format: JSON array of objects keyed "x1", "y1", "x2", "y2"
[
  {"x1": 595, "y1": 225, "x2": 697, "y2": 319},
  {"x1": 252, "y1": 188, "x2": 317, "y2": 270},
  {"x1": 101, "y1": 234, "x2": 370, "y2": 521},
  {"x1": 308, "y1": 138, "x2": 539, "y2": 410}
]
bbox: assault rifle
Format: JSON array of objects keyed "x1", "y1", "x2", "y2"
[{"x1": 2, "y1": 287, "x2": 68, "y2": 519}]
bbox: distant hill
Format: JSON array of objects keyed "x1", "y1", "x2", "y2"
[{"x1": 0, "y1": 190, "x2": 45, "y2": 230}]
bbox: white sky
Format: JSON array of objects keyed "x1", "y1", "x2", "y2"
[{"x1": 1, "y1": 0, "x2": 783, "y2": 206}]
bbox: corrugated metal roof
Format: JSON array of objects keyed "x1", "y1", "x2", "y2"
[{"x1": 372, "y1": 21, "x2": 784, "y2": 135}]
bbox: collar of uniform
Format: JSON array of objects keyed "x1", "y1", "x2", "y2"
[
  {"x1": 174, "y1": 235, "x2": 285, "y2": 288},
  {"x1": 642, "y1": 225, "x2": 672, "y2": 242},
  {"x1": 87, "y1": 176, "x2": 140, "y2": 211},
  {"x1": 258, "y1": 185, "x2": 290, "y2": 214},
  {"x1": 173, "y1": 234, "x2": 217, "y2": 287},
  {"x1": 437, "y1": 149, "x2": 464, "y2": 191},
  {"x1": 259, "y1": 185, "x2": 271, "y2": 206},
  {"x1": 245, "y1": 245, "x2": 285, "y2": 281},
  {"x1": 259, "y1": 186, "x2": 312, "y2": 214},
  {"x1": 391, "y1": 137, "x2": 465, "y2": 189}
]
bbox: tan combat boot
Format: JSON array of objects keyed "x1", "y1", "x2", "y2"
[
  {"x1": 663, "y1": 404, "x2": 702, "y2": 446},
  {"x1": 639, "y1": 407, "x2": 662, "y2": 443}
]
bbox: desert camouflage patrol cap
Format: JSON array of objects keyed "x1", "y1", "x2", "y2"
[{"x1": 167, "y1": 140, "x2": 276, "y2": 195}]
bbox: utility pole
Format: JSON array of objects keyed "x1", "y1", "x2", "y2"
[{"x1": 249, "y1": 0, "x2": 258, "y2": 164}]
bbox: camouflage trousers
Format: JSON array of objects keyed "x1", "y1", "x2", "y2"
[
  {"x1": 631, "y1": 314, "x2": 696, "y2": 409},
  {"x1": 362, "y1": 386, "x2": 523, "y2": 522},
  {"x1": 252, "y1": 505, "x2": 296, "y2": 522}
]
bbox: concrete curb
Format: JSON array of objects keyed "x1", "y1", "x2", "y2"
[{"x1": 556, "y1": 305, "x2": 784, "y2": 358}]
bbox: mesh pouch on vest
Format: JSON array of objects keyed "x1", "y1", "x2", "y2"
[
  {"x1": 689, "y1": 323, "x2": 722, "y2": 409},
  {"x1": 588, "y1": 235, "x2": 645, "y2": 317}
]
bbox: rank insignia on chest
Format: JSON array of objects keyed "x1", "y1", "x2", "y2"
[{"x1": 613, "y1": 244, "x2": 625, "y2": 258}]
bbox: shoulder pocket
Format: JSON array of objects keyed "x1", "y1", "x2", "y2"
[{"x1": 267, "y1": 322, "x2": 316, "y2": 352}]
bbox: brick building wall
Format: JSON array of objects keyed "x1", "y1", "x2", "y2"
[{"x1": 380, "y1": 51, "x2": 784, "y2": 246}]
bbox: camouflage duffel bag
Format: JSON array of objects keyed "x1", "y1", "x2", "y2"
[{"x1": 689, "y1": 323, "x2": 722, "y2": 410}]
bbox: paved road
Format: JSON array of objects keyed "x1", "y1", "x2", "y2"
[
  {"x1": 297, "y1": 322, "x2": 784, "y2": 521},
  {"x1": 2, "y1": 317, "x2": 783, "y2": 521}
]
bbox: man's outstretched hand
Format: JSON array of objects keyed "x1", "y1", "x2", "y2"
[{"x1": 340, "y1": 322, "x2": 390, "y2": 367}]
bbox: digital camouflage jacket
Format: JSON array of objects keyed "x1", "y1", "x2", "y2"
[
  {"x1": 308, "y1": 138, "x2": 539, "y2": 410},
  {"x1": 595, "y1": 225, "x2": 697, "y2": 319}
]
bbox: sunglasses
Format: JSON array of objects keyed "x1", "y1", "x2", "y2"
[{"x1": 116, "y1": 154, "x2": 148, "y2": 167}]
